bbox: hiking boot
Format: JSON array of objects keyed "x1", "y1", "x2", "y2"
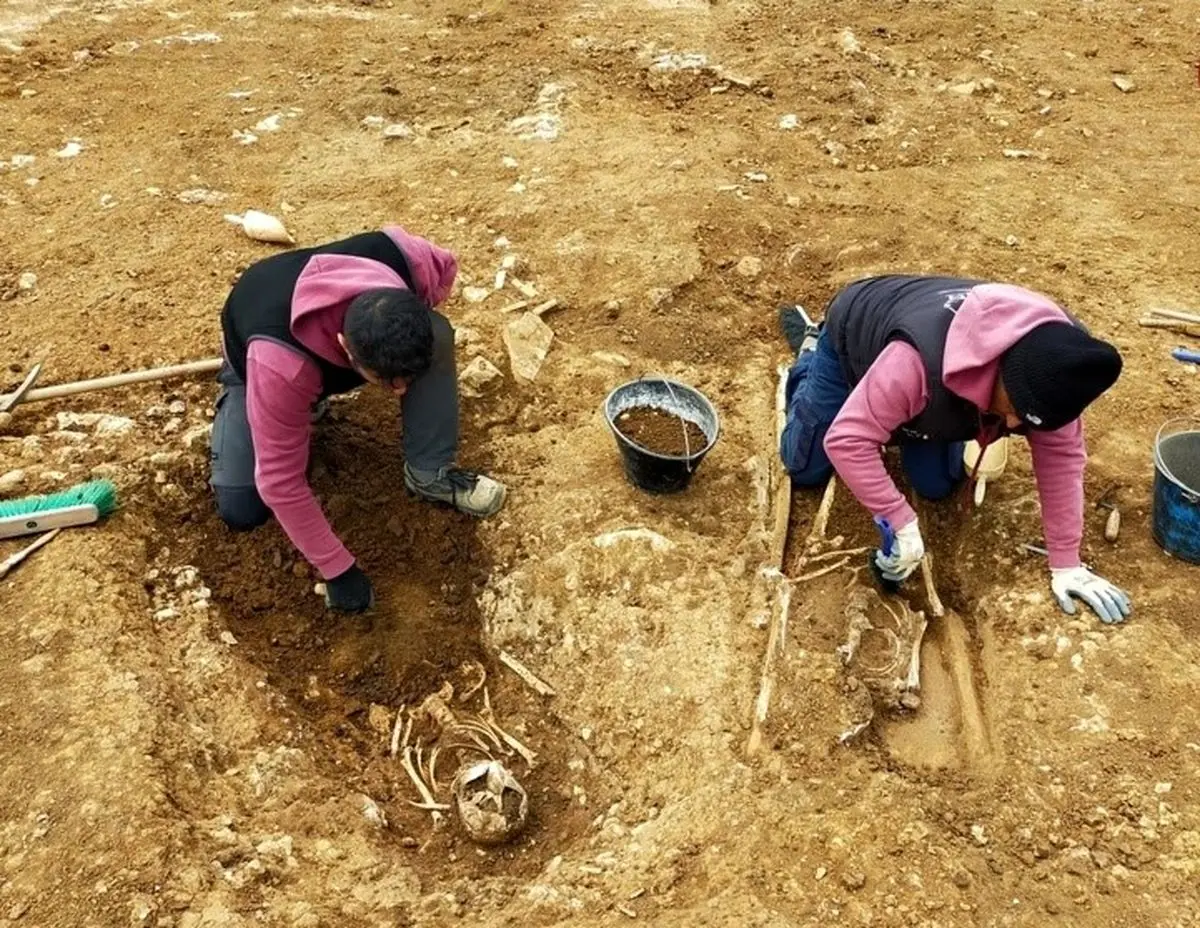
[
  {"x1": 779, "y1": 304, "x2": 820, "y2": 353},
  {"x1": 404, "y1": 464, "x2": 507, "y2": 518}
]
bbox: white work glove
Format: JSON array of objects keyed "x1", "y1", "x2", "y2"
[
  {"x1": 875, "y1": 518, "x2": 925, "y2": 583},
  {"x1": 1050, "y1": 567, "x2": 1131, "y2": 625}
]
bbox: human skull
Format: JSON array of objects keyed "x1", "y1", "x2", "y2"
[{"x1": 452, "y1": 760, "x2": 529, "y2": 845}]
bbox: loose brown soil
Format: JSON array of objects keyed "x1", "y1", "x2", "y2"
[
  {"x1": 3, "y1": 2, "x2": 1200, "y2": 927},
  {"x1": 615, "y1": 405, "x2": 708, "y2": 456}
]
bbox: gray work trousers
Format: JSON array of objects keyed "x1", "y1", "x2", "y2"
[{"x1": 209, "y1": 310, "x2": 459, "y2": 530}]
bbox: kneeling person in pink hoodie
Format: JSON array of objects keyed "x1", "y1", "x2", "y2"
[
  {"x1": 779, "y1": 274, "x2": 1130, "y2": 624},
  {"x1": 210, "y1": 225, "x2": 506, "y2": 613}
]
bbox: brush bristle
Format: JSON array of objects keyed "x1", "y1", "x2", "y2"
[{"x1": 0, "y1": 479, "x2": 119, "y2": 520}]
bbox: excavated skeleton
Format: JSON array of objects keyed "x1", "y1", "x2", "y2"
[
  {"x1": 392, "y1": 666, "x2": 534, "y2": 844},
  {"x1": 836, "y1": 585, "x2": 928, "y2": 742}
]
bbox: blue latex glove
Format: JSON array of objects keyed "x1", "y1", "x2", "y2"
[
  {"x1": 1050, "y1": 567, "x2": 1131, "y2": 624},
  {"x1": 875, "y1": 518, "x2": 925, "y2": 583}
]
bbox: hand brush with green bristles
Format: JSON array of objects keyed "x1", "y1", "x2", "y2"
[{"x1": 0, "y1": 479, "x2": 119, "y2": 540}]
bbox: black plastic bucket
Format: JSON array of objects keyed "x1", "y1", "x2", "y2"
[
  {"x1": 1152, "y1": 419, "x2": 1200, "y2": 564},
  {"x1": 603, "y1": 377, "x2": 720, "y2": 494}
]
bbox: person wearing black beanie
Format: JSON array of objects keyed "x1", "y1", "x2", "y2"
[
  {"x1": 999, "y1": 322, "x2": 1123, "y2": 432},
  {"x1": 778, "y1": 275, "x2": 1131, "y2": 624}
]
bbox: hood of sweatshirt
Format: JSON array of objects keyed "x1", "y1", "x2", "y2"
[
  {"x1": 289, "y1": 225, "x2": 458, "y2": 368},
  {"x1": 942, "y1": 283, "x2": 1073, "y2": 409}
]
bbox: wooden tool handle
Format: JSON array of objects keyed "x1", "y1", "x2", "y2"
[
  {"x1": 16, "y1": 358, "x2": 222, "y2": 406},
  {"x1": 1148, "y1": 307, "x2": 1200, "y2": 326},
  {"x1": 0, "y1": 528, "x2": 61, "y2": 580}
]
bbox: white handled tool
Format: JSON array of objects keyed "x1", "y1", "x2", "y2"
[
  {"x1": 0, "y1": 504, "x2": 103, "y2": 540},
  {"x1": 964, "y1": 437, "x2": 1009, "y2": 506}
]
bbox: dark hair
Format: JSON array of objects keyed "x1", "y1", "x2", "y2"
[{"x1": 343, "y1": 288, "x2": 434, "y2": 381}]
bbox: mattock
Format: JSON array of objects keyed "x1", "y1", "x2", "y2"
[
  {"x1": 0, "y1": 357, "x2": 222, "y2": 432},
  {"x1": 0, "y1": 362, "x2": 43, "y2": 431}
]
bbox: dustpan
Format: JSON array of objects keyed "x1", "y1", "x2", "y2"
[{"x1": 964, "y1": 437, "x2": 1009, "y2": 506}]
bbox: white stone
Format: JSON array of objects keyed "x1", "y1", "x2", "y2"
[
  {"x1": 255, "y1": 835, "x2": 294, "y2": 860},
  {"x1": 778, "y1": 114, "x2": 798, "y2": 130},
  {"x1": 458, "y1": 357, "x2": 503, "y2": 398},
  {"x1": 503, "y1": 312, "x2": 554, "y2": 383},
  {"x1": 17, "y1": 272, "x2": 36, "y2": 291},
  {"x1": 1112, "y1": 75, "x2": 1135, "y2": 93},
  {"x1": 176, "y1": 188, "x2": 227, "y2": 205},
  {"x1": 382, "y1": 123, "x2": 412, "y2": 139},
  {"x1": 55, "y1": 412, "x2": 135, "y2": 434},
  {"x1": 0, "y1": 469, "x2": 25, "y2": 493},
  {"x1": 736, "y1": 256, "x2": 764, "y2": 278}
]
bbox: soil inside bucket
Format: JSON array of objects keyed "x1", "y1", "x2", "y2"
[{"x1": 615, "y1": 406, "x2": 708, "y2": 457}]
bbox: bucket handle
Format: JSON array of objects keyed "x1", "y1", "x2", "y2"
[
  {"x1": 1154, "y1": 417, "x2": 1200, "y2": 503},
  {"x1": 636, "y1": 372, "x2": 695, "y2": 472}
]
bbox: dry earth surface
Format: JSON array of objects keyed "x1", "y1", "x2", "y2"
[{"x1": 2, "y1": 1, "x2": 1200, "y2": 926}]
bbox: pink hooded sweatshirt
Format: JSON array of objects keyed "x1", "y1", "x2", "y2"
[
  {"x1": 241, "y1": 226, "x2": 457, "y2": 580},
  {"x1": 823, "y1": 283, "x2": 1086, "y2": 569}
]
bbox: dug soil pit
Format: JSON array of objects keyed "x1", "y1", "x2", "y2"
[{"x1": 615, "y1": 406, "x2": 708, "y2": 456}]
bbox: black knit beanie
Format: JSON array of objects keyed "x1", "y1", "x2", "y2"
[{"x1": 1000, "y1": 323, "x2": 1122, "y2": 431}]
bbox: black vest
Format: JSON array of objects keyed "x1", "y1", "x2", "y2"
[
  {"x1": 221, "y1": 231, "x2": 416, "y2": 398},
  {"x1": 825, "y1": 275, "x2": 991, "y2": 442}
]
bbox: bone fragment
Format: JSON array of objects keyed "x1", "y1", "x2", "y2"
[{"x1": 498, "y1": 649, "x2": 556, "y2": 696}]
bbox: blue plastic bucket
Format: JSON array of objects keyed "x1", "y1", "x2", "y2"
[
  {"x1": 1152, "y1": 419, "x2": 1200, "y2": 564},
  {"x1": 603, "y1": 376, "x2": 720, "y2": 494}
]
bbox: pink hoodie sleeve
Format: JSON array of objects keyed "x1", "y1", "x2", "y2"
[
  {"x1": 824, "y1": 341, "x2": 929, "y2": 531},
  {"x1": 1028, "y1": 422, "x2": 1086, "y2": 569},
  {"x1": 245, "y1": 340, "x2": 356, "y2": 580},
  {"x1": 382, "y1": 225, "x2": 458, "y2": 307}
]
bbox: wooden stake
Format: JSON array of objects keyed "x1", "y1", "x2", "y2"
[
  {"x1": 1147, "y1": 307, "x2": 1200, "y2": 326},
  {"x1": 747, "y1": 364, "x2": 795, "y2": 758},
  {"x1": 767, "y1": 364, "x2": 793, "y2": 565},
  {"x1": 498, "y1": 649, "x2": 556, "y2": 697}
]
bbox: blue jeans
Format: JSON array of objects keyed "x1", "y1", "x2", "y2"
[{"x1": 780, "y1": 331, "x2": 965, "y2": 500}]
